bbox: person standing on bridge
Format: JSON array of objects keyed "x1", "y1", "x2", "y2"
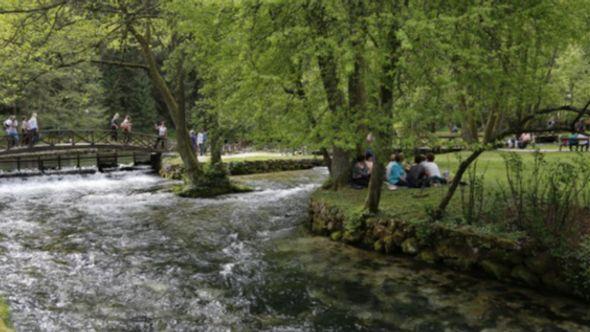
[
  {"x1": 110, "y1": 113, "x2": 120, "y2": 142},
  {"x1": 28, "y1": 113, "x2": 39, "y2": 147},
  {"x1": 121, "y1": 115, "x2": 132, "y2": 144},
  {"x1": 3, "y1": 115, "x2": 19, "y2": 149},
  {"x1": 154, "y1": 121, "x2": 167, "y2": 149},
  {"x1": 20, "y1": 116, "x2": 29, "y2": 146}
]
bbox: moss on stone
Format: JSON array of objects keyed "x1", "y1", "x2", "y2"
[
  {"x1": 175, "y1": 182, "x2": 253, "y2": 198},
  {"x1": 401, "y1": 238, "x2": 419, "y2": 255},
  {"x1": 480, "y1": 260, "x2": 511, "y2": 280},
  {"x1": 309, "y1": 190, "x2": 589, "y2": 300},
  {"x1": 511, "y1": 265, "x2": 540, "y2": 287},
  {"x1": 0, "y1": 298, "x2": 12, "y2": 332},
  {"x1": 160, "y1": 157, "x2": 324, "y2": 180},
  {"x1": 417, "y1": 250, "x2": 437, "y2": 264},
  {"x1": 330, "y1": 231, "x2": 342, "y2": 241}
]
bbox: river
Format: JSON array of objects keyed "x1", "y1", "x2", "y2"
[{"x1": 0, "y1": 168, "x2": 588, "y2": 331}]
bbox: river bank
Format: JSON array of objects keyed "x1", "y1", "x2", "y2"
[
  {"x1": 309, "y1": 188, "x2": 590, "y2": 301},
  {"x1": 159, "y1": 153, "x2": 324, "y2": 180},
  {"x1": 0, "y1": 298, "x2": 12, "y2": 332}
]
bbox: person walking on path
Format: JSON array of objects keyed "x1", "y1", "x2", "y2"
[
  {"x1": 110, "y1": 113, "x2": 120, "y2": 142},
  {"x1": 121, "y1": 115, "x2": 132, "y2": 144},
  {"x1": 197, "y1": 131, "x2": 205, "y2": 156},
  {"x1": 3, "y1": 115, "x2": 19, "y2": 149},
  {"x1": 190, "y1": 130, "x2": 198, "y2": 156},
  {"x1": 202, "y1": 129, "x2": 208, "y2": 155},
  {"x1": 154, "y1": 121, "x2": 167, "y2": 149},
  {"x1": 28, "y1": 113, "x2": 39, "y2": 147}
]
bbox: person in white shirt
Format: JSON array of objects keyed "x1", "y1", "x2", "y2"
[
  {"x1": 197, "y1": 131, "x2": 205, "y2": 156},
  {"x1": 154, "y1": 121, "x2": 167, "y2": 149},
  {"x1": 422, "y1": 153, "x2": 447, "y2": 184},
  {"x1": 4, "y1": 115, "x2": 19, "y2": 148},
  {"x1": 28, "y1": 113, "x2": 39, "y2": 147}
]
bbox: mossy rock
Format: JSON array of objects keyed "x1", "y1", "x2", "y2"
[
  {"x1": 391, "y1": 231, "x2": 406, "y2": 247},
  {"x1": 417, "y1": 250, "x2": 437, "y2": 264},
  {"x1": 312, "y1": 217, "x2": 328, "y2": 234},
  {"x1": 401, "y1": 238, "x2": 419, "y2": 255},
  {"x1": 383, "y1": 235, "x2": 397, "y2": 254},
  {"x1": 542, "y1": 271, "x2": 573, "y2": 294},
  {"x1": 374, "y1": 240, "x2": 384, "y2": 252},
  {"x1": 443, "y1": 257, "x2": 476, "y2": 271},
  {"x1": 342, "y1": 230, "x2": 363, "y2": 243},
  {"x1": 330, "y1": 231, "x2": 342, "y2": 241},
  {"x1": 0, "y1": 298, "x2": 12, "y2": 332},
  {"x1": 486, "y1": 248, "x2": 523, "y2": 266},
  {"x1": 511, "y1": 265, "x2": 540, "y2": 287},
  {"x1": 175, "y1": 182, "x2": 253, "y2": 198},
  {"x1": 524, "y1": 252, "x2": 554, "y2": 275},
  {"x1": 480, "y1": 260, "x2": 511, "y2": 280}
]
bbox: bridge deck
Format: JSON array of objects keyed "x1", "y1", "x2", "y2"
[{"x1": 0, "y1": 129, "x2": 174, "y2": 159}]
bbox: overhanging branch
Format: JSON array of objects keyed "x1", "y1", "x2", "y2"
[
  {"x1": 90, "y1": 59, "x2": 148, "y2": 70},
  {"x1": 0, "y1": 1, "x2": 67, "y2": 14}
]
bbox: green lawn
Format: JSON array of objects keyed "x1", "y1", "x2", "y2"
[{"x1": 313, "y1": 149, "x2": 590, "y2": 238}]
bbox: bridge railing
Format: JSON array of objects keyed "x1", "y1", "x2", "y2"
[{"x1": 1, "y1": 129, "x2": 175, "y2": 154}]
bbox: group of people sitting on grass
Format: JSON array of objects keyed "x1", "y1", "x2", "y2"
[{"x1": 351, "y1": 152, "x2": 448, "y2": 190}]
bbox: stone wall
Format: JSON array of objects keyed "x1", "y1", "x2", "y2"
[
  {"x1": 160, "y1": 158, "x2": 324, "y2": 180},
  {"x1": 309, "y1": 197, "x2": 587, "y2": 300}
]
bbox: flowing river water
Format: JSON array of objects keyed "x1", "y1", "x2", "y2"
[{"x1": 0, "y1": 167, "x2": 589, "y2": 331}]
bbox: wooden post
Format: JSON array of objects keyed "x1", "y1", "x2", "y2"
[
  {"x1": 57, "y1": 155, "x2": 61, "y2": 170},
  {"x1": 38, "y1": 156, "x2": 44, "y2": 173},
  {"x1": 114, "y1": 151, "x2": 118, "y2": 168},
  {"x1": 76, "y1": 152, "x2": 81, "y2": 169},
  {"x1": 132, "y1": 152, "x2": 137, "y2": 165},
  {"x1": 150, "y1": 153, "x2": 162, "y2": 172}
]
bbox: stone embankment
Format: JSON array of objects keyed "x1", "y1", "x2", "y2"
[
  {"x1": 160, "y1": 158, "x2": 324, "y2": 179},
  {"x1": 309, "y1": 196, "x2": 588, "y2": 300}
]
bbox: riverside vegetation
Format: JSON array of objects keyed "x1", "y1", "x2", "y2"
[
  {"x1": 0, "y1": 298, "x2": 11, "y2": 332},
  {"x1": 310, "y1": 150, "x2": 590, "y2": 300}
]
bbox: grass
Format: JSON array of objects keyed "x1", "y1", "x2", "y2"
[
  {"x1": 313, "y1": 149, "x2": 590, "y2": 238},
  {"x1": 0, "y1": 298, "x2": 11, "y2": 332}
]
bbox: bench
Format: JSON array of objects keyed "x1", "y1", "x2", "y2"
[{"x1": 559, "y1": 137, "x2": 590, "y2": 151}]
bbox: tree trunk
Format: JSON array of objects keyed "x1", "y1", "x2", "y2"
[
  {"x1": 317, "y1": 53, "x2": 351, "y2": 189},
  {"x1": 331, "y1": 146, "x2": 351, "y2": 190},
  {"x1": 365, "y1": 156, "x2": 385, "y2": 213},
  {"x1": 210, "y1": 130, "x2": 223, "y2": 165},
  {"x1": 321, "y1": 147, "x2": 332, "y2": 174},
  {"x1": 364, "y1": 16, "x2": 400, "y2": 214},
  {"x1": 130, "y1": 27, "x2": 203, "y2": 185},
  {"x1": 460, "y1": 95, "x2": 479, "y2": 143},
  {"x1": 434, "y1": 149, "x2": 483, "y2": 219}
]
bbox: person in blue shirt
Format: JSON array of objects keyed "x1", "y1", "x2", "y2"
[{"x1": 386, "y1": 153, "x2": 407, "y2": 189}]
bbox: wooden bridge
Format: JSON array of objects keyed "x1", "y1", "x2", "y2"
[{"x1": 0, "y1": 130, "x2": 175, "y2": 175}]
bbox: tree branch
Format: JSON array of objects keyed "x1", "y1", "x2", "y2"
[
  {"x1": 0, "y1": 1, "x2": 67, "y2": 14},
  {"x1": 90, "y1": 59, "x2": 148, "y2": 70}
]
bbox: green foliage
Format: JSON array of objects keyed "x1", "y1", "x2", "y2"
[{"x1": 100, "y1": 51, "x2": 158, "y2": 130}]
